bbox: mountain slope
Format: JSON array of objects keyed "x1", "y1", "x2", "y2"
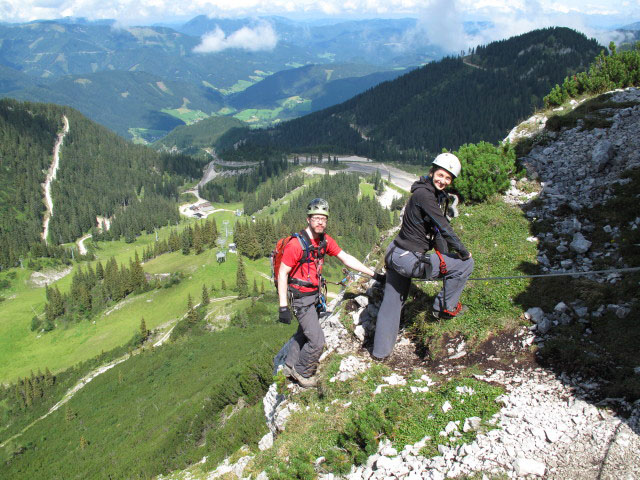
[
  {"x1": 153, "y1": 115, "x2": 246, "y2": 154},
  {"x1": 0, "y1": 98, "x2": 202, "y2": 268},
  {"x1": 9, "y1": 70, "x2": 225, "y2": 140},
  {"x1": 228, "y1": 63, "x2": 396, "y2": 110},
  {"x1": 217, "y1": 27, "x2": 603, "y2": 159}
]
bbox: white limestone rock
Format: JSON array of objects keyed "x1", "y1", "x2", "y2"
[{"x1": 513, "y1": 457, "x2": 546, "y2": 477}]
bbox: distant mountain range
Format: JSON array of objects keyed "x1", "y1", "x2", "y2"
[
  {"x1": 216, "y1": 27, "x2": 603, "y2": 161},
  {"x1": 0, "y1": 16, "x2": 455, "y2": 141}
]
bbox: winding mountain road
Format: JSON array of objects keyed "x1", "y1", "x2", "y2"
[{"x1": 42, "y1": 115, "x2": 69, "y2": 245}]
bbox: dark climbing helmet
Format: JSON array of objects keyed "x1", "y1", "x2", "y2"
[{"x1": 307, "y1": 198, "x2": 329, "y2": 217}]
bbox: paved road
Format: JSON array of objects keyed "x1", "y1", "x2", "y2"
[{"x1": 343, "y1": 160, "x2": 418, "y2": 192}]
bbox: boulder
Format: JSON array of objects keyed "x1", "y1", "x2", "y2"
[
  {"x1": 591, "y1": 140, "x2": 614, "y2": 171},
  {"x1": 537, "y1": 317, "x2": 552, "y2": 334},
  {"x1": 513, "y1": 457, "x2": 546, "y2": 477},
  {"x1": 258, "y1": 432, "x2": 274, "y2": 450},
  {"x1": 525, "y1": 307, "x2": 544, "y2": 323},
  {"x1": 570, "y1": 232, "x2": 592, "y2": 254}
]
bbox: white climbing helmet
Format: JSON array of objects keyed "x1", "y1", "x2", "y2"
[{"x1": 432, "y1": 153, "x2": 461, "y2": 178}]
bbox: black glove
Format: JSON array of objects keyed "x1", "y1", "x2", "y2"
[
  {"x1": 373, "y1": 272, "x2": 386, "y2": 284},
  {"x1": 278, "y1": 306, "x2": 292, "y2": 324}
]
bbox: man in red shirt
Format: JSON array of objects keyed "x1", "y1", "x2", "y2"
[{"x1": 278, "y1": 198, "x2": 385, "y2": 387}]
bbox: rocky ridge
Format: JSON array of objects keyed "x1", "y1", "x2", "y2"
[{"x1": 201, "y1": 89, "x2": 640, "y2": 479}]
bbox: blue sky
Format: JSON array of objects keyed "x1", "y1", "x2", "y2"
[{"x1": 1, "y1": 0, "x2": 637, "y2": 52}]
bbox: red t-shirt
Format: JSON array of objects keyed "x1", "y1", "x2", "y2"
[{"x1": 282, "y1": 233, "x2": 341, "y2": 292}]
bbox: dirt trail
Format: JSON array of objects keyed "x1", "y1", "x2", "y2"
[
  {"x1": 42, "y1": 115, "x2": 69, "y2": 245},
  {"x1": 76, "y1": 233, "x2": 92, "y2": 255}
]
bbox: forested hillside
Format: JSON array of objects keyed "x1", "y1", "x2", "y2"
[
  {"x1": 153, "y1": 116, "x2": 246, "y2": 155},
  {"x1": 0, "y1": 100, "x2": 61, "y2": 269},
  {"x1": 0, "y1": 99, "x2": 204, "y2": 269},
  {"x1": 11, "y1": 70, "x2": 226, "y2": 141},
  {"x1": 217, "y1": 27, "x2": 602, "y2": 161},
  {"x1": 234, "y1": 173, "x2": 391, "y2": 268},
  {"x1": 228, "y1": 63, "x2": 405, "y2": 112},
  {"x1": 0, "y1": 17, "x2": 436, "y2": 141}
]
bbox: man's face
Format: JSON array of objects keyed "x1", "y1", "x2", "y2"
[
  {"x1": 432, "y1": 168, "x2": 453, "y2": 191},
  {"x1": 307, "y1": 215, "x2": 328, "y2": 235}
]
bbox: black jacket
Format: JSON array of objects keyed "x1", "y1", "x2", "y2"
[{"x1": 394, "y1": 176, "x2": 470, "y2": 258}]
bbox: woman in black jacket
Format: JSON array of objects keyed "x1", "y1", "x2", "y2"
[{"x1": 372, "y1": 153, "x2": 474, "y2": 360}]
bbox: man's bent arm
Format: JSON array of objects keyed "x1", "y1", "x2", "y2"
[
  {"x1": 278, "y1": 263, "x2": 293, "y2": 307},
  {"x1": 336, "y1": 251, "x2": 376, "y2": 277}
]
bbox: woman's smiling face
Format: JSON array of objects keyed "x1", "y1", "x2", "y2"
[{"x1": 432, "y1": 168, "x2": 453, "y2": 190}]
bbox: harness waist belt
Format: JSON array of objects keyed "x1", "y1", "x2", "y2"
[{"x1": 288, "y1": 286, "x2": 319, "y2": 298}]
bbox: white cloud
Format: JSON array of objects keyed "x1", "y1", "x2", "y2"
[
  {"x1": 0, "y1": 0, "x2": 636, "y2": 30},
  {"x1": 193, "y1": 22, "x2": 279, "y2": 53},
  {"x1": 396, "y1": 0, "x2": 638, "y2": 54}
]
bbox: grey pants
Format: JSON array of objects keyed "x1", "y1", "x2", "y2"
[
  {"x1": 372, "y1": 242, "x2": 474, "y2": 359},
  {"x1": 286, "y1": 293, "x2": 324, "y2": 378}
]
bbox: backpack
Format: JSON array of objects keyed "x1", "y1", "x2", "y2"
[{"x1": 271, "y1": 230, "x2": 327, "y2": 292}]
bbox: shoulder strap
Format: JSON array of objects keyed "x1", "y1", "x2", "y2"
[{"x1": 288, "y1": 231, "x2": 310, "y2": 278}]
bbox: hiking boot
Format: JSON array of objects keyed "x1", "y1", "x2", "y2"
[
  {"x1": 432, "y1": 303, "x2": 468, "y2": 320},
  {"x1": 283, "y1": 364, "x2": 318, "y2": 388}
]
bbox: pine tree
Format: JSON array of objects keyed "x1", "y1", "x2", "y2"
[
  {"x1": 252, "y1": 278, "x2": 258, "y2": 296},
  {"x1": 45, "y1": 367, "x2": 55, "y2": 387},
  {"x1": 186, "y1": 294, "x2": 198, "y2": 324},
  {"x1": 193, "y1": 222, "x2": 203, "y2": 254},
  {"x1": 140, "y1": 317, "x2": 148, "y2": 340},
  {"x1": 14, "y1": 383, "x2": 24, "y2": 409},
  {"x1": 260, "y1": 279, "x2": 265, "y2": 294},
  {"x1": 130, "y1": 251, "x2": 146, "y2": 291},
  {"x1": 201, "y1": 284, "x2": 210, "y2": 305},
  {"x1": 236, "y1": 256, "x2": 248, "y2": 298}
]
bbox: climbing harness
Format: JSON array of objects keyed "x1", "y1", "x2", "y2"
[{"x1": 434, "y1": 249, "x2": 448, "y2": 275}]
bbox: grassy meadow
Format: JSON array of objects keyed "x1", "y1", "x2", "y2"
[{"x1": 0, "y1": 203, "x2": 268, "y2": 383}]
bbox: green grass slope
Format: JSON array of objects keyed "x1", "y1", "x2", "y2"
[
  {"x1": 0, "y1": 211, "x2": 270, "y2": 383},
  {"x1": 0, "y1": 321, "x2": 293, "y2": 479}
]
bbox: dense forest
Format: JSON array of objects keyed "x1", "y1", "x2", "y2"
[
  {"x1": 0, "y1": 99, "x2": 205, "y2": 269},
  {"x1": 234, "y1": 173, "x2": 391, "y2": 278},
  {"x1": 216, "y1": 27, "x2": 602, "y2": 163},
  {"x1": 0, "y1": 100, "x2": 61, "y2": 269},
  {"x1": 198, "y1": 156, "x2": 290, "y2": 203},
  {"x1": 243, "y1": 173, "x2": 305, "y2": 215}
]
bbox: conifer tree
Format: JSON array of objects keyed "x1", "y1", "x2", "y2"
[
  {"x1": 140, "y1": 317, "x2": 148, "y2": 340},
  {"x1": 181, "y1": 230, "x2": 191, "y2": 255},
  {"x1": 130, "y1": 251, "x2": 146, "y2": 291},
  {"x1": 201, "y1": 284, "x2": 210, "y2": 305},
  {"x1": 236, "y1": 256, "x2": 249, "y2": 298},
  {"x1": 14, "y1": 383, "x2": 24, "y2": 409},
  {"x1": 253, "y1": 278, "x2": 258, "y2": 296},
  {"x1": 25, "y1": 380, "x2": 32, "y2": 407},
  {"x1": 193, "y1": 222, "x2": 203, "y2": 254},
  {"x1": 260, "y1": 279, "x2": 265, "y2": 294},
  {"x1": 221, "y1": 279, "x2": 227, "y2": 291},
  {"x1": 186, "y1": 294, "x2": 198, "y2": 324},
  {"x1": 45, "y1": 367, "x2": 55, "y2": 387}
]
